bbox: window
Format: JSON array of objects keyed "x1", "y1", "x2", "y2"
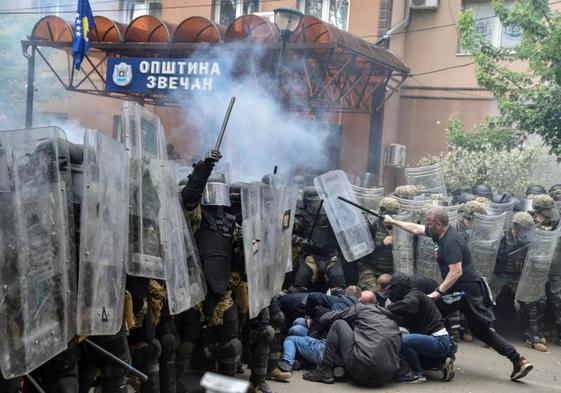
[
  {"x1": 462, "y1": 0, "x2": 521, "y2": 52},
  {"x1": 298, "y1": 0, "x2": 350, "y2": 30},
  {"x1": 125, "y1": 0, "x2": 162, "y2": 22},
  {"x1": 214, "y1": 0, "x2": 259, "y2": 26}
]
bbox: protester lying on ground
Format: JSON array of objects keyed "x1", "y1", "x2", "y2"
[
  {"x1": 302, "y1": 303, "x2": 401, "y2": 386},
  {"x1": 272, "y1": 318, "x2": 327, "y2": 381},
  {"x1": 385, "y1": 273, "x2": 455, "y2": 384}
]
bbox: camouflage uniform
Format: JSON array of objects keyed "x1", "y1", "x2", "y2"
[{"x1": 357, "y1": 197, "x2": 400, "y2": 291}]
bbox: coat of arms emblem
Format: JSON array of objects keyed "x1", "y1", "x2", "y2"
[{"x1": 113, "y1": 62, "x2": 133, "y2": 87}]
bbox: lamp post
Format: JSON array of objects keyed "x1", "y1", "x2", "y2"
[{"x1": 273, "y1": 8, "x2": 303, "y2": 98}]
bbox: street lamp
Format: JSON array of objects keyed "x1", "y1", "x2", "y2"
[{"x1": 273, "y1": 8, "x2": 303, "y2": 97}]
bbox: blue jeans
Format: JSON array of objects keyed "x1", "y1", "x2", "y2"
[
  {"x1": 288, "y1": 318, "x2": 309, "y2": 337},
  {"x1": 400, "y1": 334, "x2": 451, "y2": 374},
  {"x1": 282, "y1": 335, "x2": 326, "y2": 366}
]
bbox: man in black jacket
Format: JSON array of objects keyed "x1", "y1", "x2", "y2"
[
  {"x1": 302, "y1": 304, "x2": 401, "y2": 386},
  {"x1": 386, "y1": 273, "x2": 454, "y2": 383}
]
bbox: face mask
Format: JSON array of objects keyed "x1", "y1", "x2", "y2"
[{"x1": 427, "y1": 228, "x2": 440, "y2": 242}]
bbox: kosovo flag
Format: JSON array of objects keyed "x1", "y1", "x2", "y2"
[{"x1": 72, "y1": 0, "x2": 95, "y2": 70}]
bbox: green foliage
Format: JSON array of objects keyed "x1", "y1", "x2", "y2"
[
  {"x1": 446, "y1": 115, "x2": 524, "y2": 151},
  {"x1": 457, "y1": 0, "x2": 561, "y2": 159}
]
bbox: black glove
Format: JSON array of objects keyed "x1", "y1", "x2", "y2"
[{"x1": 204, "y1": 149, "x2": 222, "y2": 164}]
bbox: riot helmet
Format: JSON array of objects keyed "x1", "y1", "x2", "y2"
[
  {"x1": 431, "y1": 193, "x2": 449, "y2": 206},
  {"x1": 202, "y1": 173, "x2": 230, "y2": 206},
  {"x1": 394, "y1": 185, "x2": 420, "y2": 200},
  {"x1": 378, "y1": 197, "x2": 400, "y2": 215},
  {"x1": 549, "y1": 184, "x2": 561, "y2": 201},
  {"x1": 511, "y1": 211, "x2": 534, "y2": 242},
  {"x1": 454, "y1": 192, "x2": 475, "y2": 205},
  {"x1": 526, "y1": 184, "x2": 546, "y2": 197},
  {"x1": 303, "y1": 186, "x2": 322, "y2": 214},
  {"x1": 472, "y1": 184, "x2": 493, "y2": 200},
  {"x1": 461, "y1": 200, "x2": 486, "y2": 221}
]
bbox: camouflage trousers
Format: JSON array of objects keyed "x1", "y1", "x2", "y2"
[{"x1": 357, "y1": 264, "x2": 379, "y2": 292}]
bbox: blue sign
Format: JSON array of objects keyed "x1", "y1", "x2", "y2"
[{"x1": 106, "y1": 57, "x2": 223, "y2": 93}]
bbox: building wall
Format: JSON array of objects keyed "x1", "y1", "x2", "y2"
[{"x1": 382, "y1": 0, "x2": 502, "y2": 189}]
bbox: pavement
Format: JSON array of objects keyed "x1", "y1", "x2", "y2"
[{"x1": 266, "y1": 338, "x2": 561, "y2": 393}]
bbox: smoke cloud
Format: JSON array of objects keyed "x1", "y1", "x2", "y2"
[{"x1": 170, "y1": 43, "x2": 334, "y2": 183}]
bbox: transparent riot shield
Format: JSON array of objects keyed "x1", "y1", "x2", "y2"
[
  {"x1": 164, "y1": 162, "x2": 206, "y2": 315},
  {"x1": 276, "y1": 185, "x2": 298, "y2": 274},
  {"x1": 468, "y1": 212, "x2": 507, "y2": 281},
  {"x1": 242, "y1": 183, "x2": 284, "y2": 319},
  {"x1": 76, "y1": 130, "x2": 130, "y2": 336},
  {"x1": 485, "y1": 200, "x2": 515, "y2": 229},
  {"x1": 351, "y1": 184, "x2": 384, "y2": 211},
  {"x1": 121, "y1": 103, "x2": 170, "y2": 280},
  {"x1": 171, "y1": 159, "x2": 193, "y2": 186},
  {"x1": 0, "y1": 127, "x2": 71, "y2": 378},
  {"x1": 404, "y1": 163, "x2": 447, "y2": 196},
  {"x1": 314, "y1": 170, "x2": 374, "y2": 262},
  {"x1": 516, "y1": 229, "x2": 560, "y2": 303},
  {"x1": 392, "y1": 211, "x2": 415, "y2": 275},
  {"x1": 394, "y1": 196, "x2": 432, "y2": 224}
]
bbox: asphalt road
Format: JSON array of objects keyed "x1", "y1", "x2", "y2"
[{"x1": 267, "y1": 339, "x2": 561, "y2": 393}]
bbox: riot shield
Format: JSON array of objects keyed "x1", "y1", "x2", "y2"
[
  {"x1": 394, "y1": 195, "x2": 432, "y2": 223},
  {"x1": 164, "y1": 162, "x2": 206, "y2": 315},
  {"x1": 276, "y1": 185, "x2": 298, "y2": 273},
  {"x1": 468, "y1": 212, "x2": 507, "y2": 280},
  {"x1": 76, "y1": 130, "x2": 130, "y2": 336},
  {"x1": 171, "y1": 159, "x2": 193, "y2": 186},
  {"x1": 404, "y1": 163, "x2": 447, "y2": 196},
  {"x1": 351, "y1": 184, "x2": 384, "y2": 211},
  {"x1": 242, "y1": 183, "x2": 291, "y2": 319},
  {"x1": 392, "y1": 211, "x2": 415, "y2": 276},
  {"x1": 314, "y1": 170, "x2": 374, "y2": 262},
  {"x1": 0, "y1": 127, "x2": 71, "y2": 378},
  {"x1": 516, "y1": 229, "x2": 560, "y2": 303},
  {"x1": 485, "y1": 200, "x2": 515, "y2": 229},
  {"x1": 121, "y1": 103, "x2": 170, "y2": 280}
]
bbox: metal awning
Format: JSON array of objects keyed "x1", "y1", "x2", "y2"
[{"x1": 22, "y1": 13, "x2": 409, "y2": 115}]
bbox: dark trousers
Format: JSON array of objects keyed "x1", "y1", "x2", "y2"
[
  {"x1": 438, "y1": 289, "x2": 520, "y2": 363},
  {"x1": 400, "y1": 334, "x2": 450, "y2": 374},
  {"x1": 322, "y1": 320, "x2": 354, "y2": 368}
]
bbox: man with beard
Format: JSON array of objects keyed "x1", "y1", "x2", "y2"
[{"x1": 384, "y1": 208, "x2": 533, "y2": 381}]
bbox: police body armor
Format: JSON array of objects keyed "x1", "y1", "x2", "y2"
[{"x1": 197, "y1": 206, "x2": 236, "y2": 295}]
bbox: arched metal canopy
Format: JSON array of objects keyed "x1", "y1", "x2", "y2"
[{"x1": 24, "y1": 13, "x2": 409, "y2": 113}]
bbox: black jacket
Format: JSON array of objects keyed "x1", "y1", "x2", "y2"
[
  {"x1": 387, "y1": 289, "x2": 445, "y2": 335},
  {"x1": 319, "y1": 304, "x2": 401, "y2": 386}
]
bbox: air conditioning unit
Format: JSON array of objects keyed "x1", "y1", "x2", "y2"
[
  {"x1": 410, "y1": 0, "x2": 439, "y2": 10},
  {"x1": 385, "y1": 144, "x2": 407, "y2": 168}
]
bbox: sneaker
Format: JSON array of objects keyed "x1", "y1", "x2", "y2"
[
  {"x1": 442, "y1": 357, "x2": 455, "y2": 382},
  {"x1": 398, "y1": 372, "x2": 427, "y2": 384},
  {"x1": 251, "y1": 381, "x2": 273, "y2": 393},
  {"x1": 462, "y1": 332, "x2": 473, "y2": 342},
  {"x1": 277, "y1": 360, "x2": 292, "y2": 373},
  {"x1": 510, "y1": 356, "x2": 533, "y2": 381},
  {"x1": 333, "y1": 366, "x2": 346, "y2": 379},
  {"x1": 303, "y1": 366, "x2": 335, "y2": 384},
  {"x1": 268, "y1": 367, "x2": 291, "y2": 382},
  {"x1": 537, "y1": 337, "x2": 547, "y2": 345},
  {"x1": 525, "y1": 339, "x2": 547, "y2": 352}
]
